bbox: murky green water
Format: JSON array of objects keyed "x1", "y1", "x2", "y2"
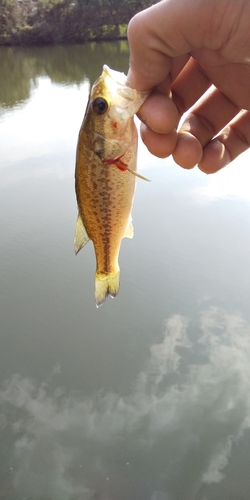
[{"x1": 1, "y1": 41, "x2": 250, "y2": 500}]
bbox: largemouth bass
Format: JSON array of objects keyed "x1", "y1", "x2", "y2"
[{"x1": 74, "y1": 65, "x2": 148, "y2": 307}]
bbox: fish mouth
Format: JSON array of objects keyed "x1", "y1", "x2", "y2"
[
  {"x1": 102, "y1": 65, "x2": 149, "y2": 116},
  {"x1": 102, "y1": 65, "x2": 127, "y2": 87}
]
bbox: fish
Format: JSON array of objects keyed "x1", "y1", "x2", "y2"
[{"x1": 74, "y1": 64, "x2": 149, "y2": 307}]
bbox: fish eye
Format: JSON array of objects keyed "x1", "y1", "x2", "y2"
[{"x1": 92, "y1": 97, "x2": 109, "y2": 115}]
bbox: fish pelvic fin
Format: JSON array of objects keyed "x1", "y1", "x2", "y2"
[
  {"x1": 74, "y1": 214, "x2": 90, "y2": 255},
  {"x1": 95, "y1": 268, "x2": 120, "y2": 308},
  {"x1": 124, "y1": 215, "x2": 134, "y2": 239}
]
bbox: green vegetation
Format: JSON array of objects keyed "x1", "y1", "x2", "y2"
[{"x1": 0, "y1": 0, "x2": 157, "y2": 46}]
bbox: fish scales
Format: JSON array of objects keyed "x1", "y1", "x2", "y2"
[
  {"x1": 74, "y1": 65, "x2": 148, "y2": 307},
  {"x1": 76, "y1": 147, "x2": 136, "y2": 273}
]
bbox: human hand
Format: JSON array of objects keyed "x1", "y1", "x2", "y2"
[{"x1": 127, "y1": 0, "x2": 250, "y2": 173}]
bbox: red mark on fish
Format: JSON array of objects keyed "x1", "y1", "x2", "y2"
[{"x1": 104, "y1": 154, "x2": 128, "y2": 172}]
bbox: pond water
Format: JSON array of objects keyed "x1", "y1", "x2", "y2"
[{"x1": 1, "y1": 41, "x2": 250, "y2": 500}]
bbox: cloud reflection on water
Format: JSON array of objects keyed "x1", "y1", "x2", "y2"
[{"x1": 1, "y1": 306, "x2": 250, "y2": 499}]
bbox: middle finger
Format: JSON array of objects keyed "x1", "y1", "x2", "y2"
[{"x1": 173, "y1": 87, "x2": 241, "y2": 168}]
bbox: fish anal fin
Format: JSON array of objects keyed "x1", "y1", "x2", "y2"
[
  {"x1": 124, "y1": 216, "x2": 134, "y2": 239},
  {"x1": 95, "y1": 268, "x2": 120, "y2": 308},
  {"x1": 74, "y1": 214, "x2": 90, "y2": 255}
]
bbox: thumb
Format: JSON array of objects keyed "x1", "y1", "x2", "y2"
[{"x1": 127, "y1": 0, "x2": 193, "y2": 91}]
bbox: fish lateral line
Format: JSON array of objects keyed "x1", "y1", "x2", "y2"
[{"x1": 104, "y1": 156, "x2": 151, "y2": 182}]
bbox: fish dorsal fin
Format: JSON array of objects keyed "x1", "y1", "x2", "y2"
[
  {"x1": 74, "y1": 214, "x2": 90, "y2": 254},
  {"x1": 124, "y1": 216, "x2": 134, "y2": 239}
]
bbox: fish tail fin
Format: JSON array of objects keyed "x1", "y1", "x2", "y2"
[{"x1": 95, "y1": 268, "x2": 120, "y2": 308}]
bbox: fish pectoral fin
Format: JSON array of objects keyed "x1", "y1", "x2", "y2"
[
  {"x1": 126, "y1": 167, "x2": 151, "y2": 182},
  {"x1": 95, "y1": 269, "x2": 120, "y2": 308},
  {"x1": 74, "y1": 214, "x2": 90, "y2": 255},
  {"x1": 124, "y1": 216, "x2": 134, "y2": 239}
]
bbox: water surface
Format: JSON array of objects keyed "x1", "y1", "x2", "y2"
[{"x1": 1, "y1": 42, "x2": 250, "y2": 500}]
